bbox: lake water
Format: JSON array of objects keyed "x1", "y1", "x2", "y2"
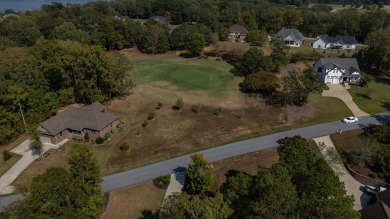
[{"x1": 0, "y1": 0, "x2": 111, "y2": 12}]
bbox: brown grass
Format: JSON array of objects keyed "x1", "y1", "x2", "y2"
[
  {"x1": 11, "y1": 49, "x2": 352, "y2": 191},
  {"x1": 330, "y1": 129, "x2": 364, "y2": 153},
  {"x1": 211, "y1": 148, "x2": 279, "y2": 191},
  {"x1": 102, "y1": 181, "x2": 166, "y2": 219}
]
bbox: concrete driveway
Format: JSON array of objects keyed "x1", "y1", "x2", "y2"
[
  {"x1": 322, "y1": 84, "x2": 369, "y2": 117},
  {"x1": 313, "y1": 136, "x2": 371, "y2": 210}
]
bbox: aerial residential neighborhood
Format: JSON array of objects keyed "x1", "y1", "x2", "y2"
[{"x1": 1, "y1": 0, "x2": 390, "y2": 218}]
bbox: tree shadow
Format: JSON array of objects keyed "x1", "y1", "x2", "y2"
[
  {"x1": 354, "y1": 93, "x2": 372, "y2": 100},
  {"x1": 374, "y1": 75, "x2": 390, "y2": 85},
  {"x1": 179, "y1": 52, "x2": 193, "y2": 58},
  {"x1": 370, "y1": 114, "x2": 390, "y2": 124},
  {"x1": 138, "y1": 209, "x2": 159, "y2": 219},
  {"x1": 229, "y1": 68, "x2": 242, "y2": 76}
]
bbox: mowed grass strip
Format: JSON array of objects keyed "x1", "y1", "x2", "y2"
[
  {"x1": 348, "y1": 78, "x2": 390, "y2": 114},
  {"x1": 131, "y1": 58, "x2": 235, "y2": 95}
]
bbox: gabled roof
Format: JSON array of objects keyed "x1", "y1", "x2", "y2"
[
  {"x1": 39, "y1": 102, "x2": 118, "y2": 135},
  {"x1": 277, "y1": 28, "x2": 304, "y2": 41},
  {"x1": 315, "y1": 58, "x2": 360, "y2": 76},
  {"x1": 319, "y1": 35, "x2": 357, "y2": 45},
  {"x1": 229, "y1": 24, "x2": 249, "y2": 35}
]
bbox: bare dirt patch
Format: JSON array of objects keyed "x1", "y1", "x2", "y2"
[{"x1": 101, "y1": 181, "x2": 166, "y2": 219}]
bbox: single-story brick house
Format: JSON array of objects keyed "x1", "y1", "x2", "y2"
[{"x1": 38, "y1": 102, "x2": 119, "y2": 145}]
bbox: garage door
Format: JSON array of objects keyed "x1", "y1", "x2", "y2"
[{"x1": 39, "y1": 136, "x2": 52, "y2": 145}]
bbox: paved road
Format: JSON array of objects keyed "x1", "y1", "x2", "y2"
[{"x1": 1, "y1": 113, "x2": 389, "y2": 211}]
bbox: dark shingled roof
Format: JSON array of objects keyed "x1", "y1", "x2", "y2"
[
  {"x1": 84, "y1": 101, "x2": 105, "y2": 112},
  {"x1": 229, "y1": 24, "x2": 249, "y2": 35},
  {"x1": 39, "y1": 102, "x2": 118, "y2": 135},
  {"x1": 315, "y1": 58, "x2": 360, "y2": 76},
  {"x1": 362, "y1": 189, "x2": 390, "y2": 219},
  {"x1": 319, "y1": 34, "x2": 357, "y2": 45},
  {"x1": 277, "y1": 28, "x2": 304, "y2": 41}
]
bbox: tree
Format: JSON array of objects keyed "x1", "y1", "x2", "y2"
[
  {"x1": 30, "y1": 128, "x2": 43, "y2": 157},
  {"x1": 139, "y1": 24, "x2": 170, "y2": 54},
  {"x1": 49, "y1": 22, "x2": 89, "y2": 43},
  {"x1": 376, "y1": 145, "x2": 390, "y2": 182},
  {"x1": 2, "y1": 150, "x2": 12, "y2": 161},
  {"x1": 270, "y1": 36, "x2": 290, "y2": 71},
  {"x1": 247, "y1": 164, "x2": 299, "y2": 218},
  {"x1": 348, "y1": 137, "x2": 378, "y2": 167},
  {"x1": 279, "y1": 69, "x2": 323, "y2": 106},
  {"x1": 241, "y1": 72, "x2": 279, "y2": 96},
  {"x1": 239, "y1": 47, "x2": 274, "y2": 76},
  {"x1": 159, "y1": 193, "x2": 232, "y2": 219},
  {"x1": 2, "y1": 16, "x2": 42, "y2": 46},
  {"x1": 9, "y1": 167, "x2": 76, "y2": 219},
  {"x1": 185, "y1": 153, "x2": 214, "y2": 193},
  {"x1": 246, "y1": 30, "x2": 268, "y2": 46},
  {"x1": 67, "y1": 144, "x2": 103, "y2": 218},
  {"x1": 185, "y1": 33, "x2": 206, "y2": 56}
]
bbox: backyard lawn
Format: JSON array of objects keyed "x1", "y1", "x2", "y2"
[{"x1": 348, "y1": 78, "x2": 390, "y2": 114}]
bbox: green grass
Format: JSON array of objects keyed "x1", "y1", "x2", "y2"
[
  {"x1": 302, "y1": 95, "x2": 353, "y2": 125},
  {"x1": 348, "y1": 78, "x2": 390, "y2": 114},
  {"x1": 130, "y1": 58, "x2": 236, "y2": 95}
]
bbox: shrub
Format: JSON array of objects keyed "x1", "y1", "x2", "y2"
[
  {"x1": 157, "y1": 175, "x2": 171, "y2": 185},
  {"x1": 2, "y1": 150, "x2": 12, "y2": 161},
  {"x1": 378, "y1": 172, "x2": 384, "y2": 179},
  {"x1": 142, "y1": 119, "x2": 149, "y2": 127},
  {"x1": 174, "y1": 98, "x2": 184, "y2": 111},
  {"x1": 95, "y1": 137, "x2": 104, "y2": 144},
  {"x1": 120, "y1": 141, "x2": 130, "y2": 151},
  {"x1": 84, "y1": 132, "x2": 89, "y2": 141},
  {"x1": 369, "y1": 172, "x2": 378, "y2": 179},
  {"x1": 147, "y1": 112, "x2": 156, "y2": 120},
  {"x1": 157, "y1": 102, "x2": 163, "y2": 109},
  {"x1": 104, "y1": 132, "x2": 111, "y2": 140},
  {"x1": 191, "y1": 104, "x2": 202, "y2": 115}
]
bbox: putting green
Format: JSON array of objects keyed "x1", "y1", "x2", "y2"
[{"x1": 130, "y1": 58, "x2": 235, "y2": 94}]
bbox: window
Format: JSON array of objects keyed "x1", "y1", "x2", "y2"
[
  {"x1": 327, "y1": 76, "x2": 331, "y2": 79},
  {"x1": 333, "y1": 69, "x2": 336, "y2": 73},
  {"x1": 60, "y1": 132, "x2": 62, "y2": 136},
  {"x1": 91, "y1": 130, "x2": 96, "y2": 134}
]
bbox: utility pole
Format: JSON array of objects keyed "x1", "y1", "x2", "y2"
[{"x1": 18, "y1": 102, "x2": 27, "y2": 133}]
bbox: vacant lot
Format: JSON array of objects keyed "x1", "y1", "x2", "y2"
[
  {"x1": 12, "y1": 49, "x2": 353, "y2": 190},
  {"x1": 348, "y1": 77, "x2": 390, "y2": 114},
  {"x1": 102, "y1": 181, "x2": 166, "y2": 219}
]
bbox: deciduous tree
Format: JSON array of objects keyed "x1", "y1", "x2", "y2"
[{"x1": 185, "y1": 153, "x2": 214, "y2": 193}]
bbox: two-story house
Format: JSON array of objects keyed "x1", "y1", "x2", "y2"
[{"x1": 313, "y1": 58, "x2": 361, "y2": 84}]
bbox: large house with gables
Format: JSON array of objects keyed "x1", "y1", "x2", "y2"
[
  {"x1": 276, "y1": 28, "x2": 304, "y2": 47},
  {"x1": 38, "y1": 102, "x2": 119, "y2": 145},
  {"x1": 314, "y1": 58, "x2": 361, "y2": 84},
  {"x1": 312, "y1": 35, "x2": 357, "y2": 50}
]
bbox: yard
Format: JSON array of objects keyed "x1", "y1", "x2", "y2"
[
  {"x1": 11, "y1": 49, "x2": 354, "y2": 191},
  {"x1": 102, "y1": 181, "x2": 166, "y2": 219},
  {"x1": 348, "y1": 77, "x2": 390, "y2": 114}
]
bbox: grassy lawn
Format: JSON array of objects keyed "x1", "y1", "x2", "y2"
[
  {"x1": 131, "y1": 57, "x2": 236, "y2": 95},
  {"x1": 298, "y1": 95, "x2": 353, "y2": 125},
  {"x1": 102, "y1": 181, "x2": 165, "y2": 219},
  {"x1": 348, "y1": 78, "x2": 390, "y2": 114},
  {"x1": 0, "y1": 153, "x2": 22, "y2": 177},
  {"x1": 330, "y1": 129, "x2": 364, "y2": 153}
]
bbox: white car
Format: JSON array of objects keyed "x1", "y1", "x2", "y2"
[{"x1": 343, "y1": 116, "x2": 358, "y2": 123}]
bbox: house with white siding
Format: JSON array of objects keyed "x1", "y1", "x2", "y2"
[
  {"x1": 312, "y1": 35, "x2": 357, "y2": 50},
  {"x1": 276, "y1": 28, "x2": 304, "y2": 47},
  {"x1": 314, "y1": 58, "x2": 361, "y2": 84}
]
